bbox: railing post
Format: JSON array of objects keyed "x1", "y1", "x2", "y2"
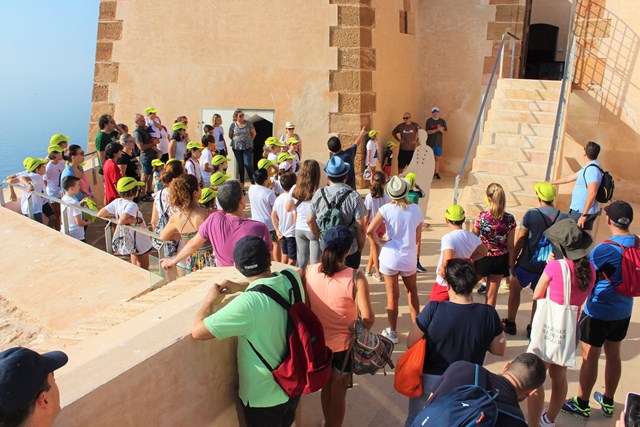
[
  {"x1": 104, "y1": 223, "x2": 113, "y2": 254},
  {"x1": 158, "y1": 242, "x2": 166, "y2": 275},
  {"x1": 27, "y1": 195, "x2": 35, "y2": 220},
  {"x1": 0, "y1": 185, "x2": 5, "y2": 207},
  {"x1": 61, "y1": 206, "x2": 70, "y2": 235},
  {"x1": 91, "y1": 155, "x2": 97, "y2": 185},
  {"x1": 510, "y1": 37, "x2": 516, "y2": 78},
  {"x1": 499, "y1": 37, "x2": 505, "y2": 79}
]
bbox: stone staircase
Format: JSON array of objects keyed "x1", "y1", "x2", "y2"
[{"x1": 459, "y1": 78, "x2": 562, "y2": 223}]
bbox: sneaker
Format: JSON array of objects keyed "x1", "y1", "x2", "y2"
[
  {"x1": 371, "y1": 272, "x2": 382, "y2": 282},
  {"x1": 381, "y1": 327, "x2": 399, "y2": 344},
  {"x1": 434, "y1": 173, "x2": 441, "y2": 180},
  {"x1": 361, "y1": 267, "x2": 371, "y2": 277},
  {"x1": 416, "y1": 261, "x2": 427, "y2": 273},
  {"x1": 477, "y1": 283, "x2": 487, "y2": 294},
  {"x1": 593, "y1": 391, "x2": 614, "y2": 417},
  {"x1": 539, "y1": 411, "x2": 555, "y2": 427},
  {"x1": 502, "y1": 318, "x2": 517, "y2": 335},
  {"x1": 561, "y1": 397, "x2": 591, "y2": 420}
]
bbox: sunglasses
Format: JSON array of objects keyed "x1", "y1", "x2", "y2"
[
  {"x1": 403, "y1": 116, "x2": 410, "y2": 120},
  {"x1": 75, "y1": 152, "x2": 85, "y2": 156},
  {"x1": 238, "y1": 114, "x2": 245, "y2": 117}
]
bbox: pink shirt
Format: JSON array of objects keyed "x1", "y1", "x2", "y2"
[
  {"x1": 306, "y1": 265, "x2": 357, "y2": 352},
  {"x1": 543, "y1": 259, "x2": 596, "y2": 307},
  {"x1": 198, "y1": 212, "x2": 273, "y2": 266}
]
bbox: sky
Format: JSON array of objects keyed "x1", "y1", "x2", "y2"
[{"x1": 0, "y1": 0, "x2": 99, "y2": 177}]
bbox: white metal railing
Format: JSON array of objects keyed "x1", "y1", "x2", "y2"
[
  {"x1": 453, "y1": 31, "x2": 520, "y2": 204},
  {"x1": 545, "y1": 0, "x2": 579, "y2": 181}
]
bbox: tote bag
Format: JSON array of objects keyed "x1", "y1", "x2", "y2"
[{"x1": 527, "y1": 260, "x2": 578, "y2": 367}]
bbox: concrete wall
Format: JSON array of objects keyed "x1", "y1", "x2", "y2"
[
  {"x1": 530, "y1": 0, "x2": 572, "y2": 62},
  {"x1": 92, "y1": 0, "x2": 337, "y2": 166},
  {"x1": 555, "y1": 0, "x2": 640, "y2": 208},
  {"x1": 417, "y1": 0, "x2": 496, "y2": 175}
]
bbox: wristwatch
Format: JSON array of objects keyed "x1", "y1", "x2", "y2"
[{"x1": 581, "y1": 213, "x2": 588, "y2": 217}]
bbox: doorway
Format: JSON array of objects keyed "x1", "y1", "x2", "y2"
[
  {"x1": 524, "y1": 23, "x2": 563, "y2": 79},
  {"x1": 200, "y1": 109, "x2": 275, "y2": 181}
]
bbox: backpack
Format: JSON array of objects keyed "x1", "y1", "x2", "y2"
[
  {"x1": 412, "y1": 365, "x2": 526, "y2": 427},
  {"x1": 528, "y1": 209, "x2": 561, "y2": 270},
  {"x1": 602, "y1": 236, "x2": 640, "y2": 297},
  {"x1": 247, "y1": 270, "x2": 333, "y2": 397},
  {"x1": 151, "y1": 190, "x2": 179, "y2": 257},
  {"x1": 584, "y1": 164, "x2": 615, "y2": 203},
  {"x1": 112, "y1": 225, "x2": 136, "y2": 256},
  {"x1": 318, "y1": 188, "x2": 354, "y2": 238}
]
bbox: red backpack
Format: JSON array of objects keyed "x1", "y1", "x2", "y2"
[
  {"x1": 603, "y1": 236, "x2": 640, "y2": 297},
  {"x1": 247, "y1": 269, "x2": 333, "y2": 397}
]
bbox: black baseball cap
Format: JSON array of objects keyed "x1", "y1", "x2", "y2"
[
  {"x1": 604, "y1": 200, "x2": 633, "y2": 226},
  {"x1": 233, "y1": 236, "x2": 270, "y2": 277},
  {"x1": 0, "y1": 347, "x2": 68, "y2": 415}
]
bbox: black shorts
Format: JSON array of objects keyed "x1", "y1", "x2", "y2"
[
  {"x1": 475, "y1": 253, "x2": 510, "y2": 277},
  {"x1": 568, "y1": 209, "x2": 600, "y2": 231},
  {"x1": 345, "y1": 251, "x2": 361, "y2": 270},
  {"x1": 280, "y1": 236, "x2": 297, "y2": 260},
  {"x1": 243, "y1": 396, "x2": 300, "y2": 427},
  {"x1": 332, "y1": 349, "x2": 352, "y2": 373},
  {"x1": 42, "y1": 202, "x2": 54, "y2": 218},
  {"x1": 398, "y1": 149, "x2": 415, "y2": 169},
  {"x1": 579, "y1": 312, "x2": 631, "y2": 347}
]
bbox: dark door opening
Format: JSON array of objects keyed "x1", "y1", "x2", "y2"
[
  {"x1": 524, "y1": 23, "x2": 563, "y2": 80},
  {"x1": 250, "y1": 116, "x2": 273, "y2": 171}
]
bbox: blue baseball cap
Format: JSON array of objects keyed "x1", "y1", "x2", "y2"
[
  {"x1": 324, "y1": 156, "x2": 350, "y2": 178},
  {"x1": 0, "y1": 347, "x2": 68, "y2": 415}
]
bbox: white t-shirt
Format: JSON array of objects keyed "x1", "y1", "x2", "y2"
[
  {"x1": 213, "y1": 126, "x2": 226, "y2": 152},
  {"x1": 378, "y1": 203, "x2": 424, "y2": 271},
  {"x1": 435, "y1": 229, "x2": 483, "y2": 286},
  {"x1": 185, "y1": 158, "x2": 203, "y2": 186},
  {"x1": 366, "y1": 139, "x2": 379, "y2": 166},
  {"x1": 199, "y1": 149, "x2": 213, "y2": 187},
  {"x1": 273, "y1": 192, "x2": 295, "y2": 238},
  {"x1": 173, "y1": 140, "x2": 187, "y2": 161},
  {"x1": 61, "y1": 194, "x2": 85, "y2": 240},
  {"x1": 364, "y1": 193, "x2": 390, "y2": 220},
  {"x1": 45, "y1": 160, "x2": 65, "y2": 198},
  {"x1": 105, "y1": 198, "x2": 153, "y2": 255},
  {"x1": 248, "y1": 184, "x2": 276, "y2": 230},
  {"x1": 267, "y1": 152, "x2": 278, "y2": 163},
  {"x1": 21, "y1": 173, "x2": 46, "y2": 215},
  {"x1": 271, "y1": 177, "x2": 284, "y2": 196},
  {"x1": 290, "y1": 185, "x2": 311, "y2": 232},
  {"x1": 150, "y1": 126, "x2": 170, "y2": 155}
]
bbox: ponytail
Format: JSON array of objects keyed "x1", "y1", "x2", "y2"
[
  {"x1": 487, "y1": 182, "x2": 506, "y2": 220},
  {"x1": 574, "y1": 257, "x2": 593, "y2": 291}
]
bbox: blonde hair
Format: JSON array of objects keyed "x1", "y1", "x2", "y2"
[
  {"x1": 486, "y1": 182, "x2": 506, "y2": 220},
  {"x1": 390, "y1": 197, "x2": 409, "y2": 210}
]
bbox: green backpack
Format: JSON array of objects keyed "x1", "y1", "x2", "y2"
[{"x1": 318, "y1": 188, "x2": 354, "y2": 238}]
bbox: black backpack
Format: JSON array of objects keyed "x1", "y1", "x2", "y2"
[{"x1": 584, "y1": 164, "x2": 614, "y2": 203}]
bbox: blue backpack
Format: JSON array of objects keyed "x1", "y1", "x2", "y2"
[
  {"x1": 528, "y1": 209, "x2": 561, "y2": 270},
  {"x1": 411, "y1": 365, "x2": 525, "y2": 427}
]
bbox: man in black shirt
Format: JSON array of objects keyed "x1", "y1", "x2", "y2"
[
  {"x1": 425, "y1": 353, "x2": 546, "y2": 427},
  {"x1": 327, "y1": 126, "x2": 367, "y2": 190},
  {"x1": 425, "y1": 107, "x2": 447, "y2": 179}
]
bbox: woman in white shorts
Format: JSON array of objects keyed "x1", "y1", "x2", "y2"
[{"x1": 366, "y1": 176, "x2": 424, "y2": 344}]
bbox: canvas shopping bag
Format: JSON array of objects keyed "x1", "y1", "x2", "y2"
[{"x1": 527, "y1": 259, "x2": 578, "y2": 367}]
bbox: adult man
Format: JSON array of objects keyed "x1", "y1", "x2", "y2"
[
  {"x1": 0, "y1": 347, "x2": 68, "y2": 427},
  {"x1": 503, "y1": 183, "x2": 568, "y2": 336},
  {"x1": 392, "y1": 112, "x2": 421, "y2": 172},
  {"x1": 425, "y1": 106, "x2": 448, "y2": 180},
  {"x1": 551, "y1": 141, "x2": 603, "y2": 231},
  {"x1": 191, "y1": 236, "x2": 303, "y2": 427},
  {"x1": 418, "y1": 353, "x2": 546, "y2": 427},
  {"x1": 327, "y1": 126, "x2": 366, "y2": 190},
  {"x1": 160, "y1": 179, "x2": 273, "y2": 270},
  {"x1": 95, "y1": 114, "x2": 123, "y2": 175},
  {"x1": 133, "y1": 113, "x2": 158, "y2": 202},
  {"x1": 145, "y1": 106, "x2": 170, "y2": 162},
  {"x1": 309, "y1": 156, "x2": 367, "y2": 269},
  {"x1": 562, "y1": 201, "x2": 636, "y2": 420}
]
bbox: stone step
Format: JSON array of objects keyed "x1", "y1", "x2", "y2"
[
  {"x1": 465, "y1": 185, "x2": 540, "y2": 210},
  {"x1": 468, "y1": 171, "x2": 542, "y2": 193},
  {"x1": 483, "y1": 121, "x2": 554, "y2": 137},
  {"x1": 481, "y1": 133, "x2": 552, "y2": 150},
  {"x1": 496, "y1": 78, "x2": 563, "y2": 91},
  {"x1": 494, "y1": 88, "x2": 561, "y2": 102},
  {"x1": 471, "y1": 157, "x2": 547, "y2": 177},
  {"x1": 490, "y1": 98, "x2": 558, "y2": 112},
  {"x1": 487, "y1": 109, "x2": 556, "y2": 125},
  {"x1": 475, "y1": 145, "x2": 549, "y2": 163}
]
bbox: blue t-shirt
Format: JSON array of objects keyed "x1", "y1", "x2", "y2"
[
  {"x1": 585, "y1": 234, "x2": 636, "y2": 321},
  {"x1": 517, "y1": 206, "x2": 568, "y2": 273},
  {"x1": 570, "y1": 160, "x2": 602, "y2": 214},
  {"x1": 334, "y1": 144, "x2": 357, "y2": 190},
  {"x1": 416, "y1": 301, "x2": 503, "y2": 375}
]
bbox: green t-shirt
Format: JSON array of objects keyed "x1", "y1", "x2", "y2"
[
  {"x1": 95, "y1": 130, "x2": 120, "y2": 167},
  {"x1": 204, "y1": 269, "x2": 304, "y2": 407}
]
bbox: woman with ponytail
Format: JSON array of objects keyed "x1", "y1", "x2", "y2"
[
  {"x1": 473, "y1": 182, "x2": 516, "y2": 307},
  {"x1": 527, "y1": 218, "x2": 595, "y2": 427},
  {"x1": 305, "y1": 225, "x2": 374, "y2": 427}
]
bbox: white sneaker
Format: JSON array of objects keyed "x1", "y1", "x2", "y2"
[
  {"x1": 539, "y1": 412, "x2": 555, "y2": 427},
  {"x1": 371, "y1": 272, "x2": 382, "y2": 282},
  {"x1": 381, "y1": 327, "x2": 399, "y2": 344},
  {"x1": 361, "y1": 267, "x2": 371, "y2": 276}
]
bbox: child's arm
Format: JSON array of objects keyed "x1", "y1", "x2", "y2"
[
  {"x1": 118, "y1": 212, "x2": 139, "y2": 226},
  {"x1": 271, "y1": 210, "x2": 282, "y2": 239},
  {"x1": 74, "y1": 213, "x2": 92, "y2": 227},
  {"x1": 97, "y1": 207, "x2": 115, "y2": 219}
]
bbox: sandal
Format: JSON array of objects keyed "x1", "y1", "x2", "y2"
[{"x1": 140, "y1": 194, "x2": 154, "y2": 202}]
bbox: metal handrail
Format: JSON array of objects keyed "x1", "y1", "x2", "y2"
[
  {"x1": 0, "y1": 181, "x2": 168, "y2": 271},
  {"x1": 453, "y1": 31, "x2": 520, "y2": 204},
  {"x1": 545, "y1": 0, "x2": 578, "y2": 181}
]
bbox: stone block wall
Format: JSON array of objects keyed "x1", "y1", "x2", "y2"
[{"x1": 483, "y1": 0, "x2": 527, "y2": 83}]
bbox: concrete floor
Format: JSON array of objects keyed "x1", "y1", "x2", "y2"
[{"x1": 298, "y1": 176, "x2": 638, "y2": 427}]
